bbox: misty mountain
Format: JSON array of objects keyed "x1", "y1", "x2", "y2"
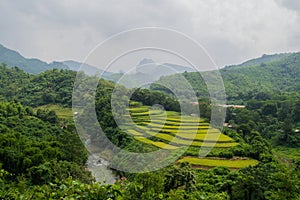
[
  {"x1": 0, "y1": 44, "x2": 68, "y2": 74},
  {"x1": 63, "y1": 60, "x2": 114, "y2": 77},
  {"x1": 137, "y1": 58, "x2": 195, "y2": 75},
  {"x1": 0, "y1": 44, "x2": 115, "y2": 77},
  {"x1": 151, "y1": 52, "x2": 300, "y2": 103},
  {"x1": 225, "y1": 53, "x2": 292, "y2": 69},
  {"x1": 107, "y1": 58, "x2": 196, "y2": 88}
]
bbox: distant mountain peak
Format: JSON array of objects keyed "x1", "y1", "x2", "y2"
[{"x1": 138, "y1": 58, "x2": 155, "y2": 66}]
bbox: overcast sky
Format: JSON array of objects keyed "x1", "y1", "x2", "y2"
[{"x1": 1, "y1": 0, "x2": 300, "y2": 68}]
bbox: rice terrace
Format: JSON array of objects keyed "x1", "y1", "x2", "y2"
[{"x1": 122, "y1": 101, "x2": 258, "y2": 169}]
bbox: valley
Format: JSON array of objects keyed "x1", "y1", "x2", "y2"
[{"x1": 0, "y1": 50, "x2": 299, "y2": 199}]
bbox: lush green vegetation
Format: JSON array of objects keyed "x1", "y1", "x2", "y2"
[
  {"x1": 0, "y1": 62, "x2": 300, "y2": 199},
  {"x1": 178, "y1": 157, "x2": 258, "y2": 168},
  {"x1": 225, "y1": 94, "x2": 300, "y2": 148},
  {"x1": 0, "y1": 65, "x2": 76, "y2": 106},
  {"x1": 34, "y1": 104, "x2": 74, "y2": 119},
  {"x1": 0, "y1": 44, "x2": 69, "y2": 74},
  {"x1": 0, "y1": 101, "x2": 95, "y2": 198},
  {"x1": 151, "y1": 52, "x2": 300, "y2": 104}
]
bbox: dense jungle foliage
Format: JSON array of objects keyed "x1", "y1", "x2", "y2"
[{"x1": 0, "y1": 62, "x2": 300, "y2": 199}]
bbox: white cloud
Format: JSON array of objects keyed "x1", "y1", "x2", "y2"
[{"x1": 0, "y1": 0, "x2": 299, "y2": 67}]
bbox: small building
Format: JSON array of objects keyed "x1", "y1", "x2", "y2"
[{"x1": 224, "y1": 123, "x2": 233, "y2": 128}]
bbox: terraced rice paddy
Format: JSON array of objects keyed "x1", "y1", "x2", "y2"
[
  {"x1": 122, "y1": 102, "x2": 258, "y2": 169},
  {"x1": 134, "y1": 137, "x2": 179, "y2": 150},
  {"x1": 34, "y1": 104, "x2": 74, "y2": 119},
  {"x1": 178, "y1": 157, "x2": 259, "y2": 168}
]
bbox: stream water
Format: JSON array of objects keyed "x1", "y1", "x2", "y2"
[{"x1": 87, "y1": 154, "x2": 117, "y2": 184}]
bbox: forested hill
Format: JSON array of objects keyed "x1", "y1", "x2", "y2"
[
  {"x1": 151, "y1": 52, "x2": 300, "y2": 103},
  {"x1": 0, "y1": 65, "x2": 76, "y2": 106},
  {"x1": 222, "y1": 52, "x2": 300, "y2": 100},
  {"x1": 224, "y1": 53, "x2": 291, "y2": 69},
  {"x1": 0, "y1": 44, "x2": 69, "y2": 74},
  {"x1": 1, "y1": 57, "x2": 300, "y2": 199},
  {"x1": 0, "y1": 64, "x2": 178, "y2": 109}
]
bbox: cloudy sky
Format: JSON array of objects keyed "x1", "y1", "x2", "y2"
[{"x1": 1, "y1": 0, "x2": 300, "y2": 68}]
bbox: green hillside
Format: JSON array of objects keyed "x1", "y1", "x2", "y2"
[
  {"x1": 151, "y1": 52, "x2": 300, "y2": 103},
  {"x1": 226, "y1": 53, "x2": 291, "y2": 69},
  {"x1": 0, "y1": 44, "x2": 68, "y2": 74},
  {"x1": 0, "y1": 62, "x2": 299, "y2": 199},
  {"x1": 0, "y1": 65, "x2": 76, "y2": 106}
]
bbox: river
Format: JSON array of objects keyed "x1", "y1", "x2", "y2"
[{"x1": 87, "y1": 154, "x2": 117, "y2": 184}]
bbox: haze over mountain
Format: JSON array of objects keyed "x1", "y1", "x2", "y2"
[
  {"x1": 137, "y1": 58, "x2": 195, "y2": 74},
  {"x1": 224, "y1": 53, "x2": 293, "y2": 69},
  {"x1": 0, "y1": 44, "x2": 112, "y2": 76},
  {"x1": 107, "y1": 58, "x2": 196, "y2": 87},
  {"x1": 0, "y1": 44, "x2": 69, "y2": 74},
  {"x1": 0, "y1": 43, "x2": 195, "y2": 82},
  {"x1": 63, "y1": 60, "x2": 114, "y2": 77},
  {"x1": 1, "y1": 43, "x2": 299, "y2": 97},
  {"x1": 151, "y1": 52, "x2": 300, "y2": 103}
]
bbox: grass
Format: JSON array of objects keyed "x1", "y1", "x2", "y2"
[
  {"x1": 129, "y1": 101, "x2": 142, "y2": 107},
  {"x1": 126, "y1": 129, "x2": 144, "y2": 136},
  {"x1": 146, "y1": 132, "x2": 176, "y2": 141},
  {"x1": 178, "y1": 157, "x2": 259, "y2": 168},
  {"x1": 272, "y1": 146, "x2": 300, "y2": 166},
  {"x1": 134, "y1": 136, "x2": 152, "y2": 144},
  {"x1": 126, "y1": 106, "x2": 235, "y2": 146},
  {"x1": 130, "y1": 111, "x2": 199, "y2": 124},
  {"x1": 126, "y1": 125, "x2": 234, "y2": 144},
  {"x1": 136, "y1": 130, "x2": 238, "y2": 148},
  {"x1": 130, "y1": 112, "x2": 150, "y2": 116},
  {"x1": 34, "y1": 104, "x2": 73, "y2": 119},
  {"x1": 146, "y1": 123, "x2": 210, "y2": 130},
  {"x1": 128, "y1": 106, "x2": 150, "y2": 113},
  {"x1": 134, "y1": 120, "x2": 201, "y2": 127},
  {"x1": 138, "y1": 128, "x2": 232, "y2": 142},
  {"x1": 134, "y1": 137, "x2": 178, "y2": 150},
  {"x1": 163, "y1": 117, "x2": 205, "y2": 123},
  {"x1": 126, "y1": 123, "x2": 232, "y2": 143},
  {"x1": 273, "y1": 146, "x2": 300, "y2": 160},
  {"x1": 176, "y1": 140, "x2": 237, "y2": 148},
  {"x1": 175, "y1": 133, "x2": 233, "y2": 142},
  {"x1": 152, "y1": 141, "x2": 179, "y2": 150},
  {"x1": 149, "y1": 120, "x2": 209, "y2": 126},
  {"x1": 137, "y1": 126, "x2": 220, "y2": 135},
  {"x1": 130, "y1": 109, "x2": 165, "y2": 116}
]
